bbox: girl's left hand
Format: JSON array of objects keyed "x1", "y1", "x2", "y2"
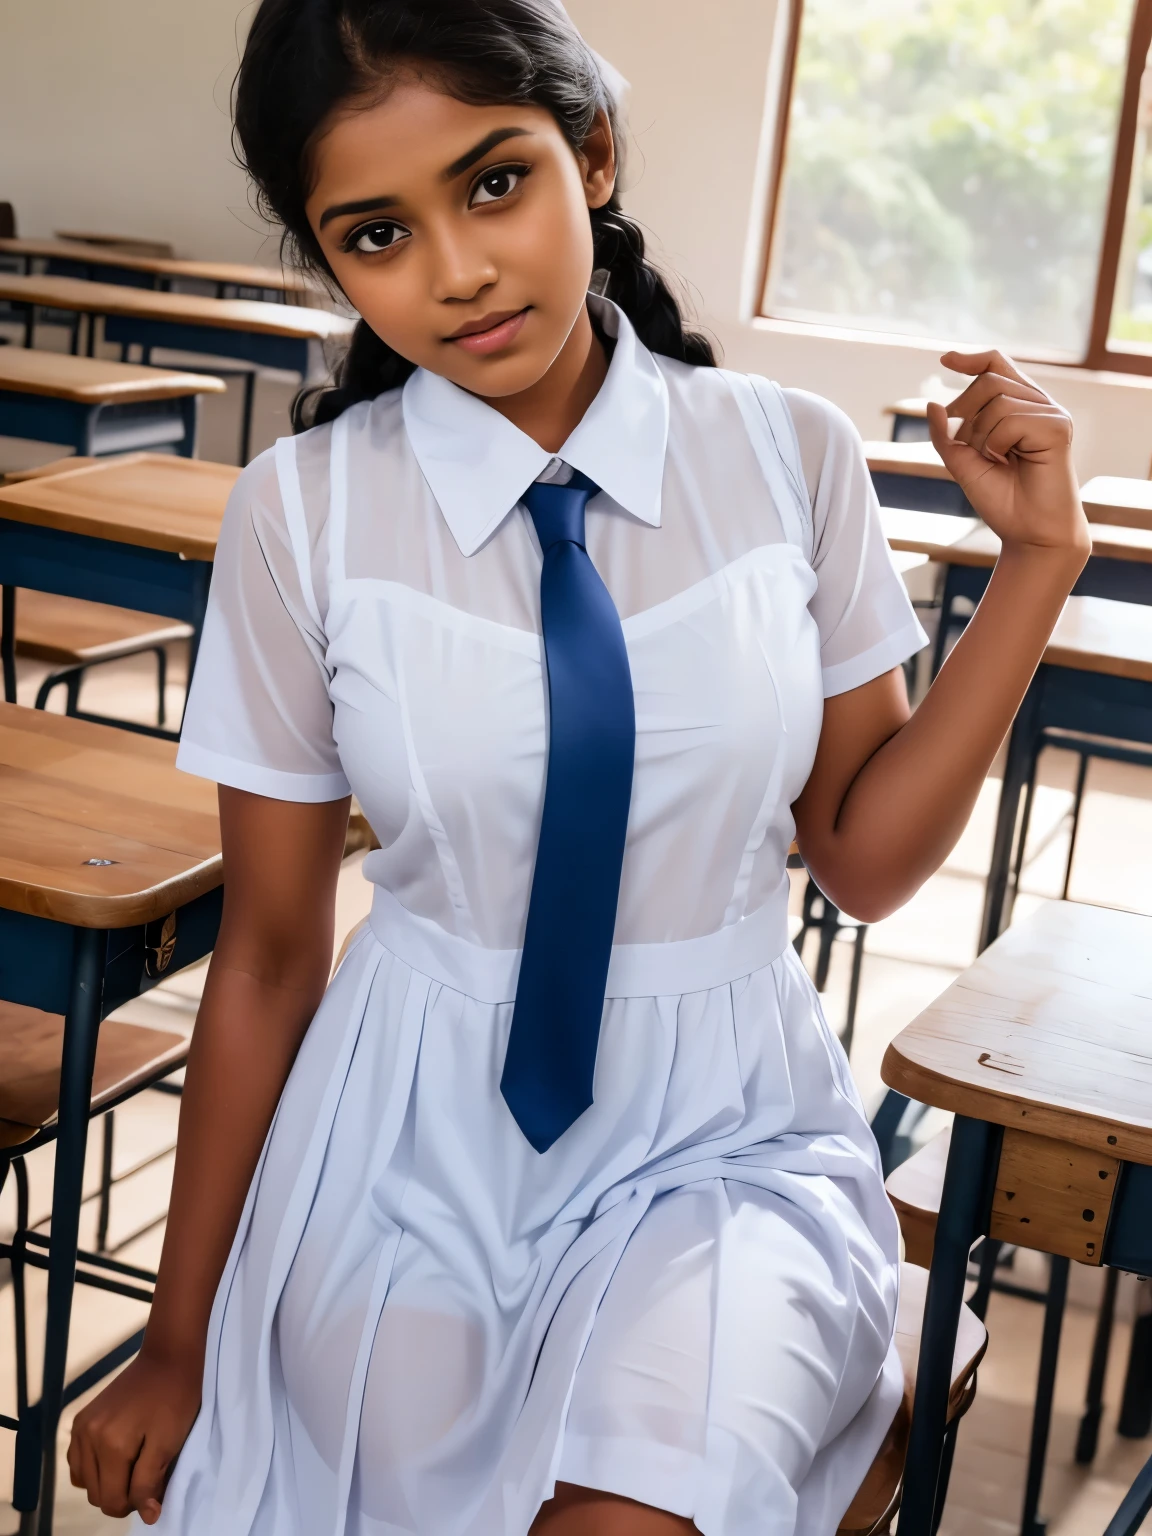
[{"x1": 926, "y1": 349, "x2": 1090, "y2": 558}]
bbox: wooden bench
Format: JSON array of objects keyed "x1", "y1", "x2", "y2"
[
  {"x1": 1081, "y1": 475, "x2": 1152, "y2": 533},
  {"x1": 881, "y1": 900, "x2": 1152, "y2": 1536},
  {"x1": 838, "y1": 1263, "x2": 986, "y2": 1536},
  {"x1": 0, "y1": 346, "x2": 225, "y2": 458}
]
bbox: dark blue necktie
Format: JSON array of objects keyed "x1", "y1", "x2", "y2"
[{"x1": 500, "y1": 470, "x2": 636, "y2": 1153}]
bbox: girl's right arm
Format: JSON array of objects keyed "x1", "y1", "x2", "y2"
[{"x1": 67, "y1": 786, "x2": 352, "y2": 1525}]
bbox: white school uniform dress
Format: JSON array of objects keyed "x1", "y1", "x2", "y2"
[{"x1": 160, "y1": 296, "x2": 927, "y2": 1536}]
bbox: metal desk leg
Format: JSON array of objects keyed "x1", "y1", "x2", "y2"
[
  {"x1": 901, "y1": 1116, "x2": 1002, "y2": 1536},
  {"x1": 1118, "y1": 1280, "x2": 1152, "y2": 1439},
  {"x1": 1076, "y1": 1267, "x2": 1120, "y2": 1463},
  {"x1": 1021, "y1": 1256, "x2": 1070, "y2": 1536},
  {"x1": 980, "y1": 681, "x2": 1044, "y2": 952},
  {"x1": 1103, "y1": 1447, "x2": 1152, "y2": 1536},
  {"x1": 2, "y1": 585, "x2": 16, "y2": 703},
  {"x1": 12, "y1": 929, "x2": 106, "y2": 1536}
]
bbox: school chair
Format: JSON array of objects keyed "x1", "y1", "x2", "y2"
[
  {"x1": 836, "y1": 1262, "x2": 986, "y2": 1536},
  {"x1": 0, "y1": 702, "x2": 222, "y2": 1536},
  {"x1": 880, "y1": 898, "x2": 1152, "y2": 1536},
  {"x1": 787, "y1": 849, "x2": 868, "y2": 1056},
  {"x1": 0, "y1": 461, "x2": 195, "y2": 729}
]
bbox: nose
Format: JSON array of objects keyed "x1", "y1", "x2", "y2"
[{"x1": 426, "y1": 219, "x2": 498, "y2": 305}]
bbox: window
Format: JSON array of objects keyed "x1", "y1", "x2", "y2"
[{"x1": 761, "y1": 0, "x2": 1152, "y2": 374}]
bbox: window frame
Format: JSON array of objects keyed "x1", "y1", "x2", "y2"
[{"x1": 759, "y1": 0, "x2": 1152, "y2": 376}]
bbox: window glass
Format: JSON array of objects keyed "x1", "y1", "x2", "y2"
[
  {"x1": 1110, "y1": 42, "x2": 1152, "y2": 352},
  {"x1": 764, "y1": 0, "x2": 1136, "y2": 357}
]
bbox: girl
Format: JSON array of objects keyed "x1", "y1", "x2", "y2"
[{"x1": 68, "y1": 2, "x2": 1088, "y2": 1533}]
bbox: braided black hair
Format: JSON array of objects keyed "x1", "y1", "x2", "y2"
[{"x1": 233, "y1": 0, "x2": 716, "y2": 429}]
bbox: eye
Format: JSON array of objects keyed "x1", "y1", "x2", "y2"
[
  {"x1": 345, "y1": 220, "x2": 411, "y2": 255},
  {"x1": 470, "y1": 165, "x2": 528, "y2": 207}
]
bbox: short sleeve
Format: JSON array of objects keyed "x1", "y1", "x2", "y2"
[
  {"x1": 175, "y1": 444, "x2": 352, "y2": 802},
  {"x1": 783, "y1": 388, "x2": 929, "y2": 697}
]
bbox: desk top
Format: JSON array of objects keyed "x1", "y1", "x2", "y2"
[
  {"x1": 0, "y1": 453, "x2": 237, "y2": 561},
  {"x1": 55, "y1": 231, "x2": 174, "y2": 258},
  {"x1": 0, "y1": 274, "x2": 354, "y2": 344},
  {"x1": 0, "y1": 348, "x2": 226, "y2": 405},
  {"x1": 882, "y1": 900, "x2": 1152, "y2": 1160},
  {"x1": 0, "y1": 236, "x2": 319, "y2": 297},
  {"x1": 884, "y1": 398, "x2": 932, "y2": 420},
  {"x1": 1045, "y1": 594, "x2": 1152, "y2": 682},
  {"x1": 1080, "y1": 476, "x2": 1152, "y2": 532},
  {"x1": 881, "y1": 506, "x2": 1152, "y2": 568},
  {"x1": 0, "y1": 702, "x2": 221, "y2": 928},
  {"x1": 865, "y1": 440, "x2": 951, "y2": 479}
]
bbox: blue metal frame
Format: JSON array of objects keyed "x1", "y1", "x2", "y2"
[
  {"x1": 898, "y1": 1115, "x2": 1152, "y2": 1536},
  {"x1": 0, "y1": 388, "x2": 198, "y2": 458},
  {"x1": 870, "y1": 470, "x2": 974, "y2": 517},
  {"x1": 0, "y1": 885, "x2": 222, "y2": 1534}
]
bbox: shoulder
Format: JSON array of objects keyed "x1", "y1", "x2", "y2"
[{"x1": 778, "y1": 387, "x2": 868, "y2": 506}]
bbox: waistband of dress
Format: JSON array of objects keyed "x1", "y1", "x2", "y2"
[{"x1": 367, "y1": 886, "x2": 791, "y2": 1004}]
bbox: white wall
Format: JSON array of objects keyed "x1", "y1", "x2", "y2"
[
  {"x1": 5, "y1": 0, "x2": 1152, "y2": 476},
  {"x1": 0, "y1": 0, "x2": 271, "y2": 264}
]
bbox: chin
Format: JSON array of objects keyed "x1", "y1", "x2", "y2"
[{"x1": 446, "y1": 348, "x2": 557, "y2": 400}]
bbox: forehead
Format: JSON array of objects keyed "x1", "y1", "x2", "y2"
[{"x1": 307, "y1": 80, "x2": 561, "y2": 203}]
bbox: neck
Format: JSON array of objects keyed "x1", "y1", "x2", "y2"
[{"x1": 483, "y1": 303, "x2": 608, "y2": 453}]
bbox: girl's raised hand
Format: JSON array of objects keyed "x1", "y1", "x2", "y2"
[{"x1": 926, "y1": 349, "x2": 1089, "y2": 559}]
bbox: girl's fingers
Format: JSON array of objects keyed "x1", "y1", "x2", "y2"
[
  {"x1": 946, "y1": 371, "x2": 1049, "y2": 423},
  {"x1": 128, "y1": 1440, "x2": 172, "y2": 1526},
  {"x1": 957, "y1": 394, "x2": 1053, "y2": 457},
  {"x1": 926, "y1": 401, "x2": 996, "y2": 483},
  {"x1": 981, "y1": 409, "x2": 1072, "y2": 464},
  {"x1": 940, "y1": 347, "x2": 1042, "y2": 395}
]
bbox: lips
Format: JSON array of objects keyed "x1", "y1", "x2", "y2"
[{"x1": 446, "y1": 307, "x2": 529, "y2": 356}]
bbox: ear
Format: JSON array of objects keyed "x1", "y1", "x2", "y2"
[{"x1": 579, "y1": 108, "x2": 617, "y2": 210}]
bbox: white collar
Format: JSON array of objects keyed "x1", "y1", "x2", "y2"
[{"x1": 401, "y1": 296, "x2": 669, "y2": 557}]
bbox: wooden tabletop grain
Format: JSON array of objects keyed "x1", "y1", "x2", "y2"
[
  {"x1": 0, "y1": 347, "x2": 226, "y2": 405},
  {"x1": 882, "y1": 900, "x2": 1152, "y2": 1160},
  {"x1": 0, "y1": 274, "x2": 354, "y2": 343},
  {"x1": 0, "y1": 452, "x2": 238, "y2": 562},
  {"x1": 0, "y1": 702, "x2": 221, "y2": 927},
  {"x1": 883, "y1": 397, "x2": 933, "y2": 419},
  {"x1": 0, "y1": 236, "x2": 320, "y2": 297}
]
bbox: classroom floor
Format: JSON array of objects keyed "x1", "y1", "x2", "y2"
[{"x1": 3, "y1": 376, "x2": 1152, "y2": 1532}]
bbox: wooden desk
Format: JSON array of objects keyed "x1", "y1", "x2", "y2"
[
  {"x1": 0, "y1": 453, "x2": 235, "y2": 714},
  {"x1": 0, "y1": 236, "x2": 320, "y2": 303},
  {"x1": 884, "y1": 397, "x2": 933, "y2": 443},
  {"x1": 55, "y1": 230, "x2": 174, "y2": 258},
  {"x1": 0, "y1": 274, "x2": 353, "y2": 460},
  {"x1": 0, "y1": 702, "x2": 221, "y2": 1529},
  {"x1": 1080, "y1": 475, "x2": 1152, "y2": 532},
  {"x1": 0, "y1": 348, "x2": 225, "y2": 458},
  {"x1": 865, "y1": 440, "x2": 973, "y2": 517},
  {"x1": 980, "y1": 596, "x2": 1152, "y2": 948},
  {"x1": 881, "y1": 901, "x2": 1152, "y2": 1535},
  {"x1": 881, "y1": 507, "x2": 1152, "y2": 676}
]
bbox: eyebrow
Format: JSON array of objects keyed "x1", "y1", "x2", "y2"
[{"x1": 318, "y1": 126, "x2": 533, "y2": 229}]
